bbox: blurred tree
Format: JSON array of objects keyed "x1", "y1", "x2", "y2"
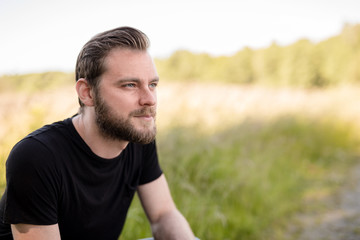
[
  {"x1": 224, "y1": 47, "x2": 255, "y2": 84},
  {"x1": 0, "y1": 72, "x2": 73, "y2": 92},
  {"x1": 154, "y1": 24, "x2": 360, "y2": 87},
  {"x1": 262, "y1": 42, "x2": 283, "y2": 85},
  {"x1": 282, "y1": 40, "x2": 309, "y2": 86}
]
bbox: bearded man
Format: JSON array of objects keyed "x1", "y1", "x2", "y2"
[{"x1": 0, "y1": 26, "x2": 195, "y2": 240}]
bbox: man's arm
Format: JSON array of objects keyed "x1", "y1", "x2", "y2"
[
  {"x1": 137, "y1": 174, "x2": 195, "y2": 240},
  {"x1": 11, "y1": 224, "x2": 61, "y2": 240}
]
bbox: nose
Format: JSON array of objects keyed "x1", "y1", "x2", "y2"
[{"x1": 139, "y1": 86, "x2": 156, "y2": 106}]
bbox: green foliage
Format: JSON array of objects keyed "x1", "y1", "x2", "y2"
[
  {"x1": 0, "y1": 72, "x2": 74, "y2": 92},
  {"x1": 155, "y1": 50, "x2": 214, "y2": 81},
  {"x1": 156, "y1": 23, "x2": 360, "y2": 87},
  {"x1": 120, "y1": 115, "x2": 360, "y2": 240}
]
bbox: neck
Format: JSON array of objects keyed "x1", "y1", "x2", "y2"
[{"x1": 72, "y1": 113, "x2": 128, "y2": 159}]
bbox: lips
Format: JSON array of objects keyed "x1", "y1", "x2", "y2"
[
  {"x1": 133, "y1": 113, "x2": 156, "y2": 124},
  {"x1": 135, "y1": 114, "x2": 153, "y2": 119}
]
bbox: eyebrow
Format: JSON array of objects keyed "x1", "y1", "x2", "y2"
[{"x1": 115, "y1": 77, "x2": 159, "y2": 85}]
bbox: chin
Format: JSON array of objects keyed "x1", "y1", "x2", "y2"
[{"x1": 137, "y1": 120, "x2": 155, "y2": 129}]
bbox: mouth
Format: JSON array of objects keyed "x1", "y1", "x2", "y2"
[
  {"x1": 134, "y1": 114, "x2": 154, "y2": 121},
  {"x1": 131, "y1": 108, "x2": 156, "y2": 121}
]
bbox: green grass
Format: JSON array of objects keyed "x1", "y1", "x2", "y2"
[{"x1": 120, "y1": 115, "x2": 360, "y2": 240}]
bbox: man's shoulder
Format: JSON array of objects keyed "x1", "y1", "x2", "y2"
[
  {"x1": 26, "y1": 118, "x2": 72, "y2": 140},
  {"x1": 8, "y1": 118, "x2": 73, "y2": 165}
]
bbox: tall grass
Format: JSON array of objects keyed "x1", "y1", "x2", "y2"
[
  {"x1": 1, "y1": 82, "x2": 360, "y2": 239},
  {"x1": 120, "y1": 115, "x2": 360, "y2": 240}
]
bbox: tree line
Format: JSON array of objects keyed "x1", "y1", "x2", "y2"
[
  {"x1": 155, "y1": 23, "x2": 360, "y2": 87},
  {"x1": 1, "y1": 23, "x2": 359, "y2": 90}
]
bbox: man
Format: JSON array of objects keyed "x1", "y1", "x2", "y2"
[{"x1": 0, "y1": 26, "x2": 195, "y2": 240}]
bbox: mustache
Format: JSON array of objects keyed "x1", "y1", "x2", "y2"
[{"x1": 130, "y1": 107, "x2": 156, "y2": 117}]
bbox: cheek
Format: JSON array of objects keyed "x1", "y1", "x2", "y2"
[
  {"x1": 113, "y1": 101, "x2": 135, "y2": 117},
  {"x1": 105, "y1": 89, "x2": 142, "y2": 113},
  {"x1": 107, "y1": 92, "x2": 133, "y2": 107}
]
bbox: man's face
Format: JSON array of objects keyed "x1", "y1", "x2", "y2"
[{"x1": 93, "y1": 48, "x2": 158, "y2": 144}]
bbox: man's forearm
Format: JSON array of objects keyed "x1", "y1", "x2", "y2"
[{"x1": 151, "y1": 209, "x2": 195, "y2": 240}]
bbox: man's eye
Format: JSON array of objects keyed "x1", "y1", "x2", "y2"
[
  {"x1": 149, "y1": 83, "x2": 158, "y2": 88},
  {"x1": 124, "y1": 83, "x2": 136, "y2": 88}
]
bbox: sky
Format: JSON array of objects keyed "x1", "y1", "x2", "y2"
[{"x1": 1, "y1": 0, "x2": 360, "y2": 75}]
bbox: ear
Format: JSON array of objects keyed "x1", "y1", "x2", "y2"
[{"x1": 76, "y1": 78, "x2": 94, "y2": 107}]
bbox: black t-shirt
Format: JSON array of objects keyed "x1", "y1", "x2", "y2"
[{"x1": 0, "y1": 118, "x2": 162, "y2": 240}]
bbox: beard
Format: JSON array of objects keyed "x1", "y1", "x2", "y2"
[{"x1": 94, "y1": 91, "x2": 156, "y2": 144}]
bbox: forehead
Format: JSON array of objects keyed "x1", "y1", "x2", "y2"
[{"x1": 102, "y1": 48, "x2": 157, "y2": 78}]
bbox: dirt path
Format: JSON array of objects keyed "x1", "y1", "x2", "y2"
[{"x1": 289, "y1": 163, "x2": 360, "y2": 240}]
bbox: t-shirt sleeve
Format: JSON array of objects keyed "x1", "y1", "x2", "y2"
[
  {"x1": 3, "y1": 137, "x2": 59, "y2": 225},
  {"x1": 139, "y1": 140, "x2": 163, "y2": 185}
]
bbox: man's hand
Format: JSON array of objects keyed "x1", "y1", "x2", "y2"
[{"x1": 137, "y1": 174, "x2": 195, "y2": 240}]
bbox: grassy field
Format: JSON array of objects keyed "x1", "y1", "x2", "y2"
[{"x1": 1, "y1": 82, "x2": 360, "y2": 239}]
